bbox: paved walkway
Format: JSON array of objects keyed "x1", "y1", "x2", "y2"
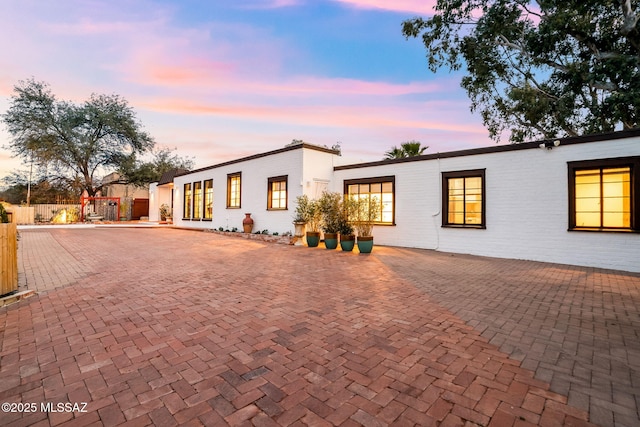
[
  {"x1": 0, "y1": 228, "x2": 637, "y2": 426},
  {"x1": 375, "y1": 249, "x2": 640, "y2": 427}
]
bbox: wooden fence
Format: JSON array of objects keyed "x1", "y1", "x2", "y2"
[
  {"x1": 1, "y1": 223, "x2": 18, "y2": 296},
  {"x1": 5, "y1": 206, "x2": 35, "y2": 224}
]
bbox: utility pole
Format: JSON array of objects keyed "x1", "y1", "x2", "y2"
[{"x1": 26, "y1": 156, "x2": 33, "y2": 207}]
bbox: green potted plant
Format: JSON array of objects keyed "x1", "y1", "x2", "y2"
[
  {"x1": 338, "y1": 196, "x2": 358, "y2": 251},
  {"x1": 292, "y1": 199, "x2": 307, "y2": 246},
  {"x1": 318, "y1": 192, "x2": 342, "y2": 250},
  {"x1": 160, "y1": 204, "x2": 170, "y2": 222},
  {"x1": 354, "y1": 196, "x2": 381, "y2": 254},
  {"x1": 294, "y1": 195, "x2": 322, "y2": 247}
]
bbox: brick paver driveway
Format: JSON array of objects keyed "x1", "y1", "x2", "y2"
[{"x1": 1, "y1": 227, "x2": 638, "y2": 426}]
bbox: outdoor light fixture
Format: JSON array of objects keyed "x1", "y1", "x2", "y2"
[{"x1": 539, "y1": 140, "x2": 561, "y2": 150}]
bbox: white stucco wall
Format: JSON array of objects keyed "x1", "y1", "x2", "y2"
[
  {"x1": 301, "y1": 148, "x2": 341, "y2": 199},
  {"x1": 148, "y1": 183, "x2": 159, "y2": 222},
  {"x1": 171, "y1": 145, "x2": 340, "y2": 235},
  {"x1": 151, "y1": 133, "x2": 639, "y2": 273},
  {"x1": 148, "y1": 182, "x2": 174, "y2": 222},
  {"x1": 334, "y1": 135, "x2": 640, "y2": 273}
]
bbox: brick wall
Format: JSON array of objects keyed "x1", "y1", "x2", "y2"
[{"x1": 334, "y1": 136, "x2": 640, "y2": 273}]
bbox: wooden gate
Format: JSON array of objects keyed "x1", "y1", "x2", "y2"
[
  {"x1": 1, "y1": 223, "x2": 18, "y2": 296},
  {"x1": 132, "y1": 198, "x2": 149, "y2": 220}
]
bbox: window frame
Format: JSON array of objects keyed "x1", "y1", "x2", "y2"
[
  {"x1": 192, "y1": 181, "x2": 202, "y2": 220},
  {"x1": 343, "y1": 176, "x2": 396, "y2": 225},
  {"x1": 267, "y1": 175, "x2": 288, "y2": 210},
  {"x1": 203, "y1": 179, "x2": 213, "y2": 221},
  {"x1": 441, "y1": 169, "x2": 486, "y2": 229},
  {"x1": 568, "y1": 157, "x2": 639, "y2": 232},
  {"x1": 183, "y1": 182, "x2": 192, "y2": 220},
  {"x1": 227, "y1": 172, "x2": 241, "y2": 209}
]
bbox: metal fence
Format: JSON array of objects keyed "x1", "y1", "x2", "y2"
[{"x1": 33, "y1": 204, "x2": 81, "y2": 222}]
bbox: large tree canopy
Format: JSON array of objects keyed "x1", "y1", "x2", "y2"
[
  {"x1": 117, "y1": 147, "x2": 195, "y2": 188},
  {"x1": 2, "y1": 79, "x2": 154, "y2": 196},
  {"x1": 403, "y1": 0, "x2": 640, "y2": 143},
  {"x1": 0, "y1": 170, "x2": 78, "y2": 205}
]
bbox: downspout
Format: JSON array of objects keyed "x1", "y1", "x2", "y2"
[{"x1": 432, "y1": 155, "x2": 441, "y2": 251}]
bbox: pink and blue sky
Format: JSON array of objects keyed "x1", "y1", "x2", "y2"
[{"x1": 0, "y1": 0, "x2": 491, "y2": 180}]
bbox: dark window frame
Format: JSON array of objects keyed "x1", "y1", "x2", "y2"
[
  {"x1": 343, "y1": 176, "x2": 396, "y2": 225},
  {"x1": 227, "y1": 172, "x2": 241, "y2": 209},
  {"x1": 568, "y1": 157, "x2": 639, "y2": 232},
  {"x1": 183, "y1": 182, "x2": 192, "y2": 220},
  {"x1": 203, "y1": 179, "x2": 213, "y2": 221},
  {"x1": 267, "y1": 175, "x2": 288, "y2": 210},
  {"x1": 442, "y1": 169, "x2": 486, "y2": 229},
  {"x1": 192, "y1": 181, "x2": 202, "y2": 220}
]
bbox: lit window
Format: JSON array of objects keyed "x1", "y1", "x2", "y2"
[
  {"x1": 183, "y1": 183, "x2": 192, "y2": 219},
  {"x1": 192, "y1": 181, "x2": 202, "y2": 219},
  {"x1": 227, "y1": 173, "x2": 241, "y2": 208},
  {"x1": 204, "y1": 179, "x2": 213, "y2": 220},
  {"x1": 442, "y1": 170, "x2": 485, "y2": 228},
  {"x1": 268, "y1": 176, "x2": 288, "y2": 210},
  {"x1": 344, "y1": 176, "x2": 395, "y2": 224},
  {"x1": 569, "y1": 158, "x2": 639, "y2": 231}
]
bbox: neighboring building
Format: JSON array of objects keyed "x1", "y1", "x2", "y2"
[
  {"x1": 101, "y1": 172, "x2": 150, "y2": 199},
  {"x1": 149, "y1": 130, "x2": 640, "y2": 273},
  {"x1": 101, "y1": 172, "x2": 150, "y2": 219}
]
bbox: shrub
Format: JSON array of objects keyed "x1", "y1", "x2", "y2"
[
  {"x1": 0, "y1": 204, "x2": 9, "y2": 223},
  {"x1": 318, "y1": 192, "x2": 342, "y2": 234},
  {"x1": 294, "y1": 195, "x2": 322, "y2": 232},
  {"x1": 353, "y1": 196, "x2": 380, "y2": 237}
]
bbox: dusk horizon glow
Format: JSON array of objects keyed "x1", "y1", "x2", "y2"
[{"x1": 0, "y1": 0, "x2": 493, "y2": 182}]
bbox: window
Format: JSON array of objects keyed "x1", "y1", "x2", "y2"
[
  {"x1": 227, "y1": 173, "x2": 241, "y2": 208},
  {"x1": 204, "y1": 179, "x2": 213, "y2": 220},
  {"x1": 569, "y1": 157, "x2": 639, "y2": 231},
  {"x1": 344, "y1": 176, "x2": 395, "y2": 224},
  {"x1": 442, "y1": 170, "x2": 485, "y2": 228},
  {"x1": 193, "y1": 181, "x2": 202, "y2": 219},
  {"x1": 183, "y1": 183, "x2": 192, "y2": 219},
  {"x1": 268, "y1": 176, "x2": 288, "y2": 210}
]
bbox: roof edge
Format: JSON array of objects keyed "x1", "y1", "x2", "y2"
[
  {"x1": 334, "y1": 128, "x2": 640, "y2": 171},
  {"x1": 176, "y1": 143, "x2": 339, "y2": 178}
]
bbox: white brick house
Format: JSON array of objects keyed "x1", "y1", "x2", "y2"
[
  {"x1": 150, "y1": 142, "x2": 341, "y2": 234},
  {"x1": 149, "y1": 130, "x2": 640, "y2": 273}
]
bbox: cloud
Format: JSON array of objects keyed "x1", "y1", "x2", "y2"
[
  {"x1": 239, "y1": 0, "x2": 302, "y2": 9},
  {"x1": 0, "y1": 0, "x2": 490, "y2": 177},
  {"x1": 251, "y1": 77, "x2": 442, "y2": 97},
  {"x1": 331, "y1": 0, "x2": 437, "y2": 15},
  {"x1": 138, "y1": 95, "x2": 483, "y2": 136}
]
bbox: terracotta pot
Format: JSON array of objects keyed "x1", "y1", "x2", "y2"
[{"x1": 242, "y1": 213, "x2": 254, "y2": 233}]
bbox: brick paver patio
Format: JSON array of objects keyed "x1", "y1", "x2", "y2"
[{"x1": 1, "y1": 227, "x2": 638, "y2": 426}]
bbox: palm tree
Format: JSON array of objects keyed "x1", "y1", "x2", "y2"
[
  {"x1": 384, "y1": 146, "x2": 406, "y2": 159},
  {"x1": 384, "y1": 140, "x2": 428, "y2": 159},
  {"x1": 400, "y1": 140, "x2": 428, "y2": 156}
]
